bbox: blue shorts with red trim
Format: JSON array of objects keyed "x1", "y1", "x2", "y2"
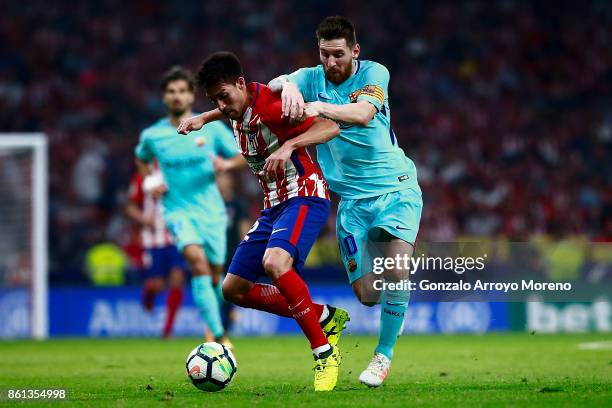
[
  {"x1": 143, "y1": 245, "x2": 186, "y2": 279},
  {"x1": 228, "y1": 196, "x2": 330, "y2": 282}
]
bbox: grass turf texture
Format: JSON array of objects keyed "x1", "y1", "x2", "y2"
[{"x1": 0, "y1": 334, "x2": 610, "y2": 407}]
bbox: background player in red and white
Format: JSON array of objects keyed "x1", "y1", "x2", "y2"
[
  {"x1": 180, "y1": 51, "x2": 349, "y2": 391},
  {"x1": 125, "y1": 167, "x2": 186, "y2": 338}
]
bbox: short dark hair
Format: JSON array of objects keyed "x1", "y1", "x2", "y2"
[
  {"x1": 196, "y1": 52, "x2": 244, "y2": 90},
  {"x1": 160, "y1": 66, "x2": 195, "y2": 92},
  {"x1": 316, "y1": 16, "x2": 357, "y2": 47}
]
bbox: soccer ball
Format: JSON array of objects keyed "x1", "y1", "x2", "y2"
[{"x1": 186, "y1": 342, "x2": 237, "y2": 392}]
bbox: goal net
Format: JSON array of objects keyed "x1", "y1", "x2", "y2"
[{"x1": 0, "y1": 135, "x2": 47, "y2": 339}]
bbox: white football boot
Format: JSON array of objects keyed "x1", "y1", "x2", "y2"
[{"x1": 359, "y1": 352, "x2": 391, "y2": 387}]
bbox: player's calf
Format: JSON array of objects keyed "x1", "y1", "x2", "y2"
[
  {"x1": 351, "y1": 275, "x2": 380, "y2": 307},
  {"x1": 224, "y1": 273, "x2": 349, "y2": 347},
  {"x1": 261, "y1": 249, "x2": 333, "y2": 355}
]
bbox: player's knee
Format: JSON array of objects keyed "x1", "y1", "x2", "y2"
[
  {"x1": 183, "y1": 245, "x2": 206, "y2": 263},
  {"x1": 262, "y1": 248, "x2": 293, "y2": 280},
  {"x1": 185, "y1": 252, "x2": 211, "y2": 276},
  {"x1": 262, "y1": 257, "x2": 287, "y2": 280},
  {"x1": 168, "y1": 279, "x2": 183, "y2": 289},
  {"x1": 191, "y1": 261, "x2": 211, "y2": 277},
  {"x1": 168, "y1": 268, "x2": 184, "y2": 288},
  {"x1": 221, "y1": 282, "x2": 242, "y2": 304},
  {"x1": 383, "y1": 268, "x2": 409, "y2": 282},
  {"x1": 148, "y1": 278, "x2": 165, "y2": 293}
]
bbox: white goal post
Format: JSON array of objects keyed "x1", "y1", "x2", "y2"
[{"x1": 0, "y1": 134, "x2": 48, "y2": 339}]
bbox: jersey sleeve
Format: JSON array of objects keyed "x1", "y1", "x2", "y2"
[
  {"x1": 355, "y1": 64, "x2": 389, "y2": 112},
  {"x1": 211, "y1": 122, "x2": 239, "y2": 158},
  {"x1": 287, "y1": 67, "x2": 317, "y2": 102},
  {"x1": 128, "y1": 174, "x2": 144, "y2": 206},
  {"x1": 134, "y1": 131, "x2": 154, "y2": 163}
]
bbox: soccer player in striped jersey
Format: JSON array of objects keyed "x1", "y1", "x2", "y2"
[
  {"x1": 126, "y1": 168, "x2": 186, "y2": 338},
  {"x1": 183, "y1": 52, "x2": 349, "y2": 391},
  {"x1": 181, "y1": 17, "x2": 421, "y2": 385},
  {"x1": 135, "y1": 66, "x2": 245, "y2": 348},
  {"x1": 267, "y1": 16, "x2": 424, "y2": 387}
]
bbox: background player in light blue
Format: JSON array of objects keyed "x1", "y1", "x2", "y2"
[
  {"x1": 267, "y1": 16, "x2": 423, "y2": 386},
  {"x1": 135, "y1": 66, "x2": 245, "y2": 346}
]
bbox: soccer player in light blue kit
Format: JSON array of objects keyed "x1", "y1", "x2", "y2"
[
  {"x1": 267, "y1": 16, "x2": 423, "y2": 386},
  {"x1": 178, "y1": 17, "x2": 421, "y2": 386},
  {"x1": 135, "y1": 66, "x2": 244, "y2": 346}
]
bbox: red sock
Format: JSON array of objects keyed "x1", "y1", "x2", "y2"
[
  {"x1": 163, "y1": 287, "x2": 183, "y2": 337},
  {"x1": 273, "y1": 269, "x2": 328, "y2": 350},
  {"x1": 239, "y1": 283, "x2": 324, "y2": 318}
]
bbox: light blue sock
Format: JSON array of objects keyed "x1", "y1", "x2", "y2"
[
  {"x1": 191, "y1": 275, "x2": 224, "y2": 338},
  {"x1": 375, "y1": 284, "x2": 410, "y2": 360}
]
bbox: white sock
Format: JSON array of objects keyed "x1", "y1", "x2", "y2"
[
  {"x1": 312, "y1": 343, "x2": 331, "y2": 357},
  {"x1": 318, "y1": 305, "x2": 330, "y2": 323}
]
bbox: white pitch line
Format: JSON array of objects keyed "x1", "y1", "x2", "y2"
[{"x1": 578, "y1": 341, "x2": 612, "y2": 350}]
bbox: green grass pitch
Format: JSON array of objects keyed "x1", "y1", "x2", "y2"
[{"x1": 1, "y1": 333, "x2": 610, "y2": 407}]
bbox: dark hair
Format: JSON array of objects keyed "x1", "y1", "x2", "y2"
[
  {"x1": 160, "y1": 66, "x2": 195, "y2": 92},
  {"x1": 316, "y1": 16, "x2": 357, "y2": 47},
  {"x1": 196, "y1": 52, "x2": 244, "y2": 89}
]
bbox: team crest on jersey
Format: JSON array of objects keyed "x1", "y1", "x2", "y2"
[
  {"x1": 248, "y1": 128, "x2": 258, "y2": 146},
  {"x1": 245, "y1": 119, "x2": 260, "y2": 150}
]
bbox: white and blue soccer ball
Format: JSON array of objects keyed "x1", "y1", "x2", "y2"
[{"x1": 186, "y1": 342, "x2": 237, "y2": 392}]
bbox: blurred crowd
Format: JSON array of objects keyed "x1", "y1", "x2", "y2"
[{"x1": 0, "y1": 0, "x2": 611, "y2": 283}]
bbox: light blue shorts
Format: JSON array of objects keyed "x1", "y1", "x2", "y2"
[
  {"x1": 336, "y1": 187, "x2": 423, "y2": 283},
  {"x1": 164, "y1": 212, "x2": 228, "y2": 265}
]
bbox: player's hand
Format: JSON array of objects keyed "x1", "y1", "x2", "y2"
[
  {"x1": 263, "y1": 145, "x2": 292, "y2": 180},
  {"x1": 281, "y1": 82, "x2": 304, "y2": 121},
  {"x1": 304, "y1": 101, "x2": 323, "y2": 117},
  {"x1": 177, "y1": 114, "x2": 206, "y2": 135},
  {"x1": 151, "y1": 184, "x2": 168, "y2": 199}
]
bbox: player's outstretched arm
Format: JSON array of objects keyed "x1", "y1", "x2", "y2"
[
  {"x1": 176, "y1": 109, "x2": 225, "y2": 134},
  {"x1": 269, "y1": 74, "x2": 376, "y2": 125},
  {"x1": 305, "y1": 100, "x2": 377, "y2": 127},
  {"x1": 263, "y1": 117, "x2": 339, "y2": 177}
]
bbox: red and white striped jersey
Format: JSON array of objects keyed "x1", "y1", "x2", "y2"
[
  {"x1": 231, "y1": 83, "x2": 329, "y2": 209},
  {"x1": 128, "y1": 171, "x2": 174, "y2": 249}
]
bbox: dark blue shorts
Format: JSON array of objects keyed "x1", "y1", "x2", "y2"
[
  {"x1": 143, "y1": 245, "x2": 186, "y2": 279},
  {"x1": 228, "y1": 197, "x2": 330, "y2": 282}
]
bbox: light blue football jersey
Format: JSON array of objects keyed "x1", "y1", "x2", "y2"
[
  {"x1": 288, "y1": 60, "x2": 420, "y2": 199},
  {"x1": 135, "y1": 117, "x2": 237, "y2": 221}
]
